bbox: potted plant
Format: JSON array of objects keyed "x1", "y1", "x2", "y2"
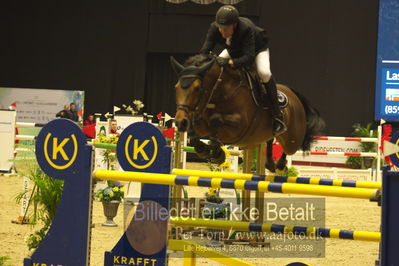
[
  {"x1": 96, "y1": 134, "x2": 119, "y2": 170},
  {"x1": 203, "y1": 188, "x2": 231, "y2": 247},
  {"x1": 15, "y1": 159, "x2": 63, "y2": 253},
  {"x1": 346, "y1": 123, "x2": 378, "y2": 169},
  {"x1": 96, "y1": 181, "x2": 125, "y2": 227}
]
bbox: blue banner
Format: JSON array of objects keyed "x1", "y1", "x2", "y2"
[{"x1": 375, "y1": 0, "x2": 399, "y2": 121}]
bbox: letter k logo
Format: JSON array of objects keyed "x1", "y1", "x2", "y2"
[
  {"x1": 52, "y1": 137, "x2": 70, "y2": 160},
  {"x1": 133, "y1": 139, "x2": 150, "y2": 160}
]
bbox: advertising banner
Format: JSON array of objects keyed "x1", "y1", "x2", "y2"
[
  {"x1": 375, "y1": 0, "x2": 399, "y2": 121},
  {"x1": 0, "y1": 87, "x2": 84, "y2": 123}
]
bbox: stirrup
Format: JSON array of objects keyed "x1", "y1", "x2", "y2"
[{"x1": 272, "y1": 117, "x2": 287, "y2": 136}]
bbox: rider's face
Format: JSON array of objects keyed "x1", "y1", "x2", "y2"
[{"x1": 218, "y1": 25, "x2": 235, "y2": 39}]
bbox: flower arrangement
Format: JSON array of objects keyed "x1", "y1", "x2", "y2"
[
  {"x1": 202, "y1": 188, "x2": 230, "y2": 219},
  {"x1": 205, "y1": 187, "x2": 223, "y2": 204},
  {"x1": 96, "y1": 181, "x2": 125, "y2": 203},
  {"x1": 97, "y1": 133, "x2": 119, "y2": 170},
  {"x1": 122, "y1": 99, "x2": 144, "y2": 115},
  {"x1": 203, "y1": 147, "x2": 232, "y2": 220}
]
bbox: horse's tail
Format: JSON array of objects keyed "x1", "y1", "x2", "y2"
[{"x1": 291, "y1": 89, "x2": 325, "y2": 151}]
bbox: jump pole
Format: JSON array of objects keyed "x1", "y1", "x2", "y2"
[
  {"x1": 15, "y1": 122, "x2": 46, "y2": 128},
  {"x1": 93, "y1": 169, "x2": 379, "y2": 200},
  {"x1": 171, "y1": 169, "x2": 382, "y2": 190},
  {"x1": 170, "y1": 217, "x2": 381, "y2": 242},
  {"x1": 286, "y1": 123, "x2": 383, "y2": 182}
]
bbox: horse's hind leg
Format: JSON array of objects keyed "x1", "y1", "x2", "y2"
[
  {"x1": 265, "y1": 140, "x2": 276, "y2": 173},
  {"x1": 276, "y1": 153, "x2": 287, "y2": 172},
  {"x1": 190, "y1": 138, "x2": 211, "y2": 159},
  {"x1": 209, "y1": 140, "x2": 226, "y2": 165}
]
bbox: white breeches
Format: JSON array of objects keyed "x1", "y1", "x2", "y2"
[{"x1": 219, "y1": 48, "x2": 272, "y2": 82}]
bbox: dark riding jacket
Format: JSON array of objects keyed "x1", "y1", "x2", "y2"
[{"x1": 200, "y1": 17, "x2": 269, "y2": 69}]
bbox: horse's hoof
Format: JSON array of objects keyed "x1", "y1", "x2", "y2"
[
  {"x1": 211, "y1": 148, "x2": 226, "y2": 165},
  {"x1": 195, "y1": 149, "x2": 211, "y2": 159},
  {"x1": 194, "y1": 143, "x2": 211, "y2": 159},
  {"x1": 276, "y1": 160, "x2": 287, "y2": 171},
  {"x1": 265, "y1": 161, "x2": 276, "y2": 173}
]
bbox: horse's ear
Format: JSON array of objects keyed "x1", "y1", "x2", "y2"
[
  {"x1": 198, "y1": 58, "x2": 215, "y2": 74},
  {"x1": 170, "y1": 56, "x2": 184, "y2": 75}
]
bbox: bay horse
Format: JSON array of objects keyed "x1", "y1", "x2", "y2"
[{"x1": 171, "y1": 54, "x2": 324, "y2": 172}]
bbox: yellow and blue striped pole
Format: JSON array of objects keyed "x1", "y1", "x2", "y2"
[
  {"x1": 172, "y1": 169, "x2": 382, "y2": 190},
  {"x1": 170, "y1": 217, "x2": 381, "y2": 242},
  {"x1": 93, "y1": 170, "x2": 379, "y2": 200}
]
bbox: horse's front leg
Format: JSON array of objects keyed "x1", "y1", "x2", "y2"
[
  {"x1": 276, "y1": 153, "x2": 287, "y2": 172},
  {"x1": 190, "y1": 138, "x2": 211, "y2": 159},
  {"x1": 265, "y1": 140, "x2": 276, "y2": 173},
  {"x1": 209, "y1": 141, "x2": 226, "y2": 165}
]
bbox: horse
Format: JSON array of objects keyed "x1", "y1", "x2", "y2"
[{"x1": 170, "y1": 54, "x2": 325, "y2": 172}]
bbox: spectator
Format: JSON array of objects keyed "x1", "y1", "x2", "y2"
[
  {"x1": 110, "y1": 119, "x2": 119, "y2": 135},
  {"x1": 82, "y1": 114, "x2": 96, "y2": 139},
  {"x1": 68, "y1": 103, "x2": 79, "y2": 122},
  {"x1": 84, "y1": 114, "x2": 95, "y2": 126},
  {"x1": 56, "y1": 105, "x2": 70, "y2": 119}
]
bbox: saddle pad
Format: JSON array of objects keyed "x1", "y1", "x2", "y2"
[
  {"x1": 244, "y1": 71, "x2": 288, "y2": 109},
  {"x1": 277, "y1": 90, "x2": 288, "y2": 108}
]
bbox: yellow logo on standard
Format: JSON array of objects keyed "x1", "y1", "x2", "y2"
[
  {"x1": 43, "y1": 133, "x2": 78, "y2": 170},
  {"x1": 125, "y1": 135, "x2": 158, "y2": 169}
]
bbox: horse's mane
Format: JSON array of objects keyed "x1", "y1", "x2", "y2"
[{"x1": 184, "y1": 54, "x2": 213, "y2": 67}]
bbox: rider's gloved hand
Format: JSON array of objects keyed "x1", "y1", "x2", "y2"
[{"x1": 216, "y1": 57, "x2": 229, "y2": 66}]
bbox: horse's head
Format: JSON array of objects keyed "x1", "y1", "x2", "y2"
[{"x1": 170, "y1": 55, "x2": 215, "y2": 132}]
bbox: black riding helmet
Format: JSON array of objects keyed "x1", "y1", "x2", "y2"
[{"x1": 215, "y1": 5, "x2": 239, "y2": 28}]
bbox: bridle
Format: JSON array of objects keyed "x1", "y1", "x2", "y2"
[
  {"x1": 176, "y1": 74, "x2": 203, "y2": 114},
  {"x1": 176, "y1": 66, "x2": 224, "y2": 121}
]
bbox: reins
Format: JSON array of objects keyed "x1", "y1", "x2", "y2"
[
  {"x1": 200, "y1": 66, "x2": 224, "y2": 116},
  {"x1": 188, "y1": 65, "x2": 224, "y2": 124}
]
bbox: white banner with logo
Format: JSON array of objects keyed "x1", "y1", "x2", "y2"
[{"x1": 0, "y1": 87, "x2": 85, "y2": 123}]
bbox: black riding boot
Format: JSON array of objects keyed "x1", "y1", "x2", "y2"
[{"x1": 262, "y1": 76, "x2": 287, "y2": 136}]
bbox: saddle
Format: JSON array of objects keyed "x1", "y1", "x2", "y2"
[{"x1": 241, "y1": 67, "x2": 288, "y2": 110}]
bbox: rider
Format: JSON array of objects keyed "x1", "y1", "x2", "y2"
[{"x1": 200, "y1": 5, "x2": 286, "y2": 136}]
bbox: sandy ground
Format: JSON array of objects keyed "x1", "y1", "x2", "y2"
[{"x1": 0, "y1": 162, "x2": 380, "y2": 266}]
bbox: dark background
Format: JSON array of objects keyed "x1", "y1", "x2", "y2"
[{"x1": 0, "y1": 0, "x2": 379, "y2": 135}]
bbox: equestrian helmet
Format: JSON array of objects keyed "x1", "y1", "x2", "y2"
[{"x1": 215, "y1": 5, "x2": 239, "y2": 28}]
